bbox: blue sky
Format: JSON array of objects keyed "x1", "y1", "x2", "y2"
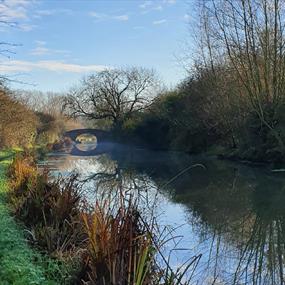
[{"x1": 0, "y1": 0, "x2": 192, "y2": 92}]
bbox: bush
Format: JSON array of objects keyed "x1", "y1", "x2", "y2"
[
  {"x1": 7, "y1": 153, "x2": 38, "y2": 202},
  {"x1": 36, "y1": 112, "x2": 66, "y2": 145},
  {"x1": 0, "y1": 89, "x2": 38, "y2": 148},
  {"x1": 123, "y1": 88, "x2": 225, "y2": 152},
  {"x1": 8, "y1": 155, "x2": 86, "y2": 257}
]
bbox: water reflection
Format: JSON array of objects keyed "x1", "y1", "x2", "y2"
[
  {"x1": 75, "y1": 142, "x2": 97, "y2": 152},
  {"x1": 42, "y1": 143, "x2": 285, "y2": 284}
]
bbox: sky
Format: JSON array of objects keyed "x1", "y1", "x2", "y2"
[{"x1": 0, "y1": 0, "x2": 193, "y2": 92}]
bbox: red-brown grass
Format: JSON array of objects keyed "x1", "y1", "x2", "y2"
[
  {"x1": 7, "y1": 155, "x2": 86, "y2": 257},
  {"x1": 7, "y1": 154, "x2": 199, "y2": 285},
  {"x1": 79, "y1": 199, "x2": 155, "y2": 285}
]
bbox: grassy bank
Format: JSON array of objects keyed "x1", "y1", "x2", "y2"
[{"x1": 0, "y1": 150, "x2": 64, "y2": 285}]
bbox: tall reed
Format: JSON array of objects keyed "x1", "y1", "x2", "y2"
[{"x1": 79, "y1": 198, "x2": 155, "y2": 285}]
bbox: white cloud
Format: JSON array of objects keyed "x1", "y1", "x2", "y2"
[
  {"x1": 34, "y1": 9, "x2": 73, "y2": 18},
  {"x1": 30, "y1": 46, "x2": 50, "y2": 56},
  {"x1": 34, "y1": 10, "x2": 53, "y2": 16},
  {"x1": 30, "y1": 40, "x2": 70, "y2": 56},
  {"x1": 0, "y1": 0, "x2": 37, "y2": 31},
  {"x1": 164, "y1": 0, "x2": 176, "y2": 4},
  {"x1": 140, "y1": 2, "x2": 163, "y2": 14},
  {"x1": 30, "y1": 41, "x2": 71, "y2": 56},
  {"x1": 35, "y1": 40, "x2": 46, "y2": 46},
  {"x1": 0, "y1": 0, "x2": 31, "y2": 21},
  {"x1": 5, "y1": 0, "x2": 30, "y2": 7},
  {"x1": 0, "y1": 1, "x2": 67, "y2": 31},
  {"x1": 19, "y1": 23, "x2": 36, "y2": 31},
  {"x1": 89, "y1": 11, "x2": 129, "y2": 21},
  {"x1": 139, "y1": 0, "x2": 172, "y2": 13},
  {"x1": 155, "y1": 5, "x2": 163, "y2": 11},
  {"x1": 113, "y1": 15, "x2": 129, "y2": 21},
  {"x1": 153, "y1": 19, "x2": 167, "y2": 25},
  {"x1": 0, "y1": 60, "x2": 109, "y2": 73},
  {"x1": 89, "y1": 12, "x2": 104, "y2": 19},
  {"x1": 139, "y1": 1, "x2": 152, "y2": 9}
]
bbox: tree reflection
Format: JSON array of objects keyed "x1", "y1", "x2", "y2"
[
  {"x1": 169, "y1": 166, "x2": 285, "y2": 285},
  {"x1": 106, "y1": 152, "x2": 285, "y2": 285},
  {"x1": 82, "y1": 154, "x2": 159, "y2": 216},
  {"x1": 45, "y1": 146, "x2": 285, "y2": 284},
  {"x1": 230, "y1": 185, "x2": 285, "y2": 285}
]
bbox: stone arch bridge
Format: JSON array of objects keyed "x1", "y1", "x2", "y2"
[
  {"x1": 64, "y1": 129, "x2": 113, "y2": 156},
  {"x1": 64, "y1": 128, "x2": 111, "y2": 143}
]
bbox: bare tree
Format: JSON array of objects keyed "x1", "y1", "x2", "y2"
[
  {"x1": 196, "y1": 0, "x2": 285, "y2": 151},
  {"x1": 0, "y1": 11, "x2": 23, "y2": 85},
  {"x1": 63, "y1": 67, "x2": 159, "y2": 128}
]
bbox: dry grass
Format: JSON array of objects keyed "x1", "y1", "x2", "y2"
[
  {"x1": 79, "y1": 199, "x2": 155, "y2": 285},
  {"x1": 7, "y1": 154, "x2": 199, "y2": 285},
  {"x1": 8, "y1": 153, "x2": 37, "y2": 194},
  {"x1": 7, "y1": 154, "x2": 86, "y2": 257}
]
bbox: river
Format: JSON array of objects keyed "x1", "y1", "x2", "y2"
[{"x1": 39, "y1": 141, "x2": 285, "y2": 285}]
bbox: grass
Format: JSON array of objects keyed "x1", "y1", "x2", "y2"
[
  {"x1": 0, "y1": 150, "x2": 65, "y2": 285},
  {"x1": 80, "y1": 199, "x2": 156, "y2": 285},
  {"x1": 4, "y1": 151, "x2": 199, "y2": 284}
]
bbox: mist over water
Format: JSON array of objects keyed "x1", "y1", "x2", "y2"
[{"x1": 40, "y1": 141, "x2": 285, "y2": 285}]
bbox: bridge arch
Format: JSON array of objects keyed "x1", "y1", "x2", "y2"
[
  {"x1": 63, "y1": 129, "x2": 112, "y2": 156},
  {"x1": 64, "y1": 129, "x2": 111, "y2": 143}
]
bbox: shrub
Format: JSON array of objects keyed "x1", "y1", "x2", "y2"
[
  {"x1": 36, "y1": 112, "x2": 66, "y2": 145},
  {"x1": 0, "y1": 89, "x2": 38, "y2": 148},
  {"x1": 7, "y1": 153, "x2": 38, "y2": 205},
  {"x1": 8, "y1": 155, "x2": 86, "y2": 257}
]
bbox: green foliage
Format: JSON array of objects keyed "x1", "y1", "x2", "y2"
[
  {"x1": 130, "y1": 112, "x2": 171, "y2": 149},
  {"x1": 232, "y1": 104, "x2": 285, "y2": 162},
  {"x1": 0, "y1": 151, "x2": 65, "y2": 285}
]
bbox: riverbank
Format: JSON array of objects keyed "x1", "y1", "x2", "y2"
[
  {"x1": 203, "y1": 145, "x2": 285, "y2": 169},
  {"x1": 0, "y1": 149, "x2": 67, "y2": 285},
  {"x1": 4, "y1": 148, "x2": 196, "y2": 284},
  {"x1": 116, "y1": 132, "x2": 283, "y2": 167}
]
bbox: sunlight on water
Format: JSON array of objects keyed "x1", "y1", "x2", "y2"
[{"x1": 40, "y1": 142, "x2": 285, "y2": 285}]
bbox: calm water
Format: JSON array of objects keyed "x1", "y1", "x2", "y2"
[{"x1": 39, "y1": 141, "x2": 285, "y2": 285}]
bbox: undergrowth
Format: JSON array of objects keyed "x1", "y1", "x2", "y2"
[
  {"x1": 0, "y1": 150, "x2": 67, "y2": 285},
  {"x1": 6, "y1": 152, "x2": 199, "y2": 284}
]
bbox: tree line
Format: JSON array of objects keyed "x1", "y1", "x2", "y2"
[
  {"x1": 3, "y1": 0, "x2": 285, "y2": 162},
  {"x1": 62, "y1": 0, "x2": 285, "y2": 162},
  {"x1": 0, "y1": 88, "x2": 80, "y2": 149}
]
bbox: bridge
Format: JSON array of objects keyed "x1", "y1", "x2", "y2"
[
  {"x1": 63, "y1": 128, "x2": 113, "y2": 156},
  {"x1": 64, "y1": 128, "x2": 111, "y2": 143}
]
